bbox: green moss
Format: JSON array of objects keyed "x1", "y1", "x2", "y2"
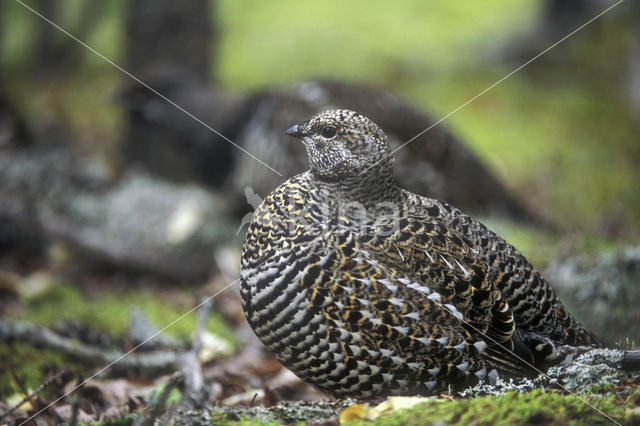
[
  {"x1": 624, "y1": 387, "x2": 640, "y2": 409},
  {"x1": 207, "y1": 413, "x2": 285, "y2": 426},
  {"x1": 344, "y1": 390, "x2": 624, "y2": 426},
  {"x1": 234, "y1": 418, "x2": 290, "y2": 426},
  {"x1": 587, "y1": 382, "x2": 615, "y2": 394},
  {"x1": 146, "y1": 381, "x2": 183, "y2": 406},
  {"x1": 0, "y1": 342, "x2": 66, "y2": 398},
  {"x1": 17, "y1": 281, "x2": 238, "y2": 349}
]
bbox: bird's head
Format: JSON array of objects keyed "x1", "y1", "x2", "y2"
[{"x1": 286, "y1": 109, "x2": 393, "y2": 180}]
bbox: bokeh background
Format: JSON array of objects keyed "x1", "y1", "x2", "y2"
[
  {"x1": 1, "y1": 0, "x2": 639, "y2": 422},
  {"x1": 2, "y1": 0, "x2": 639, "y2": 234}
]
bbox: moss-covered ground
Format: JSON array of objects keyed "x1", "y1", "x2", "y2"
[
  {"x1": 167, "y1": 385, "x2": 640, "y2": 425},
  {"x1": 343, "y1": 389, "x2": 638, "y2": 426},
  {"x1": 1, "y1": 279, "x2": 237, "y2": 400}
]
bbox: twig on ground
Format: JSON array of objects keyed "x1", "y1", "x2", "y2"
[
  {"x1": 180, "y1": 297, "x2": 211, "y2": 407},
  {"x1": 134, "y1": 372, "x2": 184, "y2": 426},
  {"x1": 0, "y1": 370, "x2": 70, "y2": 422},
  {"x1": 129, "y1": 308, "x2": 185, "y2": 351},
  {"x1": 0, "y1": 319, "x2": 182, "y2": 376},
  {"x1": 68, "y1": 376, "x2": 83, "y2": 426}
]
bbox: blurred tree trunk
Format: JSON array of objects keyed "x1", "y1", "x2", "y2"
[
  {"x1": 629, "y1": 3, "x2": 640, "y2": 113},
  {"x1": 122, "y1": 0, "x2": 234, "y2": 186},
  {"x1": 34, "y1": 0, "x2": 108, "y2": 78},
  {"x1": 125, "y1": 0, "x2": 213, "y2": 82},
  {"x1": 542, "y1": 0, "x2": 590, "y2": 39},
  {"x1": 34, "y1": 0, "x2": 67, "y2": 76},
  {"x1": 0, "y1": 2, "x2": 3, "y2": 67}
]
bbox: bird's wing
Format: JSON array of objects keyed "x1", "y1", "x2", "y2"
[
  {"x1": 359, "y1": 216, "x2": 513, "y2": 341},
  {"x1": 353, "y1": 215, "x2": 536, "y2": 375}
]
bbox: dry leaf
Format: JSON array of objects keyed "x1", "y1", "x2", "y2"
[{"x1": 340, "y1": 396, "x2": 436, "y2": 423}]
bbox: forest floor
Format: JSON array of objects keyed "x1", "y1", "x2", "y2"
[{"x1": 1, "y1": 234, "x2": 639, "y2": 425}]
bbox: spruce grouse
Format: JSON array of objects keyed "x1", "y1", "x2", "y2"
[{"x1": 240, "y1": 109, "x2": 601, "y2": 398}]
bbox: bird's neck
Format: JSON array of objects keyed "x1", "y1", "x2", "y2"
[{"x1": 311, "y1": 165, "x2": 402, "y2": 208}]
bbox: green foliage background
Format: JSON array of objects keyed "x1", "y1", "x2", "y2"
[{"x1": 2, "y1": 0, "x2": 638, "y2": 243}]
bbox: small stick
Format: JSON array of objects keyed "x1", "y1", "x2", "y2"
[
  {"x1": 135, "y1": 372, "x2": 184, "y2": 426},
  {"x1": 0, "y1": 370, "x2": 69, "y2": 422},
  {"x1": 68, "y1": 377, "x2": 83, "y2": 426}
]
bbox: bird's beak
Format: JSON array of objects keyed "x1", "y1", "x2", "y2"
[{"x1": 285, "y1": 124, "x2": 303, "y2": 139}]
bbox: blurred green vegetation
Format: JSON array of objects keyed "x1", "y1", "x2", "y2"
[
  {"x1": 216, "y1": 1, "x2": 540, "y2": 87},
  {"x1": 0, "y1": 342, "x2": 79, "y2": 399},
  {"x1": 2, "y1": 0, "x2": 638, "y2": 248},
  {"x1": 2, "y1": 279, "x2": 237, "y2": 397},
  {"x1": 16, "y1": 281, "x2": 237, "y2": 346},
  {"x1": 219, "y1": 0, "x2": 640, "y2": 245}
]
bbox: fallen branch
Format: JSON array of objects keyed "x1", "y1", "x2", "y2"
[
  {"x1": 179, "y1": 297, "x2": 210, "y2": 407},
  {"x1": 0, "y1": 147, "x2": 235, "y2": 281},
  {"x1": 1, "y1": 319, "x2": 182, "y2": 377}
]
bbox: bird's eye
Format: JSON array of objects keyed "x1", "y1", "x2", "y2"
[{"x1": 320, "y1": 126, "x2": 338, "y2": 139}]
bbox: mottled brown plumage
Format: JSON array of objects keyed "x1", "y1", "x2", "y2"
[{"x1": 240, "y1": 109, "x2": 600, "y2": 398}]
